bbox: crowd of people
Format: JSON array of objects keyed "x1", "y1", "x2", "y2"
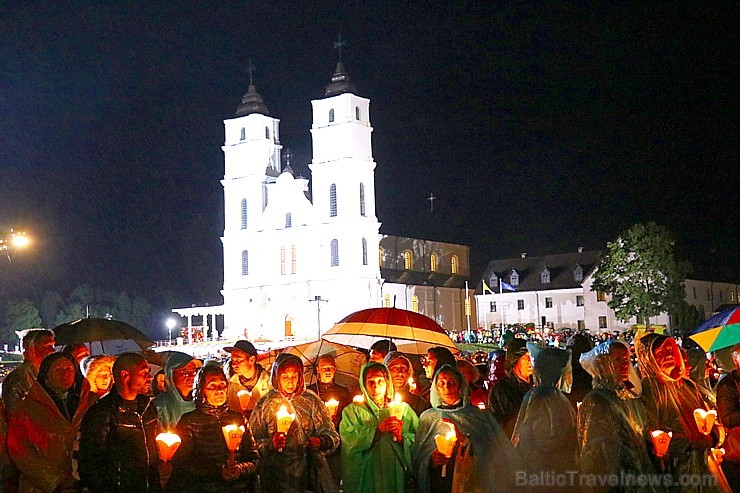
[{"x1": 0, "y1": 328, "x2": 738, "y2": 492}]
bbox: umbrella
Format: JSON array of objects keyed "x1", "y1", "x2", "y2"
[
  {"x1": 323, "y1": 307, "x2": 459, "y2": 355},
  {"x1": 689, "y1": 307, "x2": 740, "y2": 352},
  {"x1": 53, "y1": 318, "x2": 155, "y2": 354}
]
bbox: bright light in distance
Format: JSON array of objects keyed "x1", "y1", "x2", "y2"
[
  {"x1": 166, "y1": 318, "x2": 177, "y2": 330},
  {"x1": 12, "y1": 234, "x2": 29, "y2": 248}
]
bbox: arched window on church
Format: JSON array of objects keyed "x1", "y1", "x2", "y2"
[
  {"x1": 240, "y1": 127, "x2": 245, "y2": 141},
  {"x1": 362, "y1": 238, "x2": 368, "y2": 266},
  {"x1": 280, "y1": 246, "x2": 286, "y2": 275},
  {"x1": 329, "y1": 184, "x2": 337, "y2": 217},
  {"x1": 265, "y1": 126, "x2": 270, "y2": 139},
  {"x1": 240, "y1": 199, "x2": 248, "y2": 229},
  {"x1": 411, "y1": 295, "x2": 419, "y2": 313},
  {"x1": 330, "y1": 239, "x2": 339, "y2": 267},
  {"x1": 359, "y1": 183, "x2": 366, "y2": 217},
  {"x1": 241, "y1": 250, "x2": 249, "y2": 276},
  {"x1": 404, "y1": 250, "x2": 413, "y2": 270},
  {"x1": 291, "y1": 244, "x2": 296, "y2": 274},
  {"x1": 329, "y1": 108, "x2": 335, "y2": 123},
  {"x1": 285, "y1": 212, "x2": 292, "y2": 228},
  {"x1": 451, "y1": 255, "x2": 459, "y2": 274},
  {"x1": 355, "y1": 106, "x2": 360, "y2": 120},
  {"x1": 430, "y1": 253, "x2": 437, "y2": 272}
]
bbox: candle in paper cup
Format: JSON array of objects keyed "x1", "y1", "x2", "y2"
[
  {"x1": 155, "y1": 432, "x2": 181, "y2": 462},
  {"x1": 693, "y1": 408, "x2": 717, "y2": 435},
  {"x1": 237, "y1": 390, "x2": 252, "y2": 411},
  {"x1": 711, "y1": 448, "x2": 725, "y2": 465},
  {"x1": 275, "y1": 405, "x2": 296, "y2": 452},
  {"x1": 433, "y1": 422, "x2": 457, "y2": 477},
  {"x1": 387, "y1": 393, "x2": 406, "y2": 442},
  {"x1": 325, "y1": 398, "x2": 339, "y2": 418},
  {"x1": 477, "y1": 401, "x2": 486, "y2": 410},
  {"x1": 408, "y1": 377, "x2": 417, "y2": 392},
  {"x1": 650, "y1": 430, "x2": 672, "y2": 459},
  {"x1": 577, "y1": 401, "x2": 583, "y2": 411},
  {"x1": 221, "y1": 424, "x2": 246, "y2": 462},
  {"x1": 353, "y1": 394, "x2": 364, "y2": 403}
]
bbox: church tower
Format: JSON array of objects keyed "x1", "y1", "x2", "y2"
[
  {"x1": 221, "y1": 80, "x2": 282, "y2": 297},
  {"x1": 308, "y1": 61, "x2": 381, "y2": 288}
]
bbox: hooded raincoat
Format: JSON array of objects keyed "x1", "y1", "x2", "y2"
[
  {"x1": 413, "y1": 365, "x2": 520, "y2": 493},
  {"x1": 511, "y1": 344, "x2": 579, "y2": 482},
  {"x1": 578, "y1": 340, "x2": 658, "y2": 493},
  {"x1": 167, "y1": 362, "x2": 259, "y2": 493},
  {"x1": 249, "y1": 353, "x2": 339, "y2": 493},
  {"x1": 487, "y1": 338, "x2": 532, "y2": 438},
  {"x1": 636, "y1": 334, "x2": 726, "y2": 492},
  {"x1": 154, "y1": 352, "x2": 201, "y2": 430},
  {"x1": 340, "y1": 362, "x2": 419, "y2": 493},
  {"x1": 8, "y1": 353, "x2": 96, "y2": 493}
]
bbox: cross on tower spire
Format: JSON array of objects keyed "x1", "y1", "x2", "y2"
[
  {"x1": 333, "y1": 34, "x2": 346, "y2": 61},
  {"x1": 427, "y1": 193, "x2": 437, "y2": 212},
  {"x1": 284, "y1": 148, "x2": 293, "y2": 167},
  {"x1": 246, "y1": 58, "x2": 255, "y2": 86}
]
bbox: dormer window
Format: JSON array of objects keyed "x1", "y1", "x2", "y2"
[
  {"x1": 329, "y1": 108, "x2": 335, "y2": 123},
  {"x1": 540, "y1": 268, "x2": 551, "y2": 284},
  {"x1": 285, "y1": 212, "x2": 292, "y2": 228},
  {"x1": 489, "y1": 273, "x2": 498, "y2": 286},
  {"x1": 355, "y1": 106, "x2": 360, "y2": 120},
  {"x1": 265, "y1": 126, "x2": 270, "y2": 139},
  {"x1": 573, "y1": 265, "x2": 583, "y2": 282},
  {"x1": 510, "y1": 270, "x2": 519, "y2": 286}
]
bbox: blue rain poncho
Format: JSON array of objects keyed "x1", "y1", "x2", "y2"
[
  {"x1": 154, "y1": 352, "x2": 201, "y2": 430},
  {"x1": 413, "y1": 365, "x2": 521, "y2": 493},
  {"x1": 340, "y1": 362, "x2": 419, "y2": 493}
]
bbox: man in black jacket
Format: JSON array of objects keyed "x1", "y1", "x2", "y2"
[{"x1": 78, "y1": 352, "x2": 170, "y2": 492}]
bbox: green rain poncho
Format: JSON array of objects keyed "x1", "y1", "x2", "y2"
[
  {"x1": 579, "y1": 340, "x2": 659, "y2": 493},
  {"x1": 340, "y1": 362, "x2": 419, "y2": 493},
  {"x1": 154, "y1": 351, "x2": 201, "y2": 430},
  {"x1": 636, "y1": 334, "x2": 726, "y2": 492},
  {"x1": 413, "y1": 365, "x2": 520, "y2": 493}
]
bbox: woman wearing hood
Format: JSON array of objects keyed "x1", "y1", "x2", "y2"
[
  {"x1": 487, "y1": 337, "x2": 533, "y2": 438},
  {"x1": 8, "y1": 352, "x2": 96, "y2": 493},
  {"x1": 636, "y1": 334, "x2": 727, "y2": 492},
  {"x1": 154, "y1": 351, "x2": 203, "y2": 430},
  {"x1": 340, "y1": 361, "x2": 419, "y2": 493},
  {"x1": 579, "y1": 340, "x2": 658, "y2": 493},
  {"x1": 249, "y1": 353, "x2": 339, "y2": 493},
  {"x1": 167, "y1": 361, "x2": 258, "y2": 493},
  {"x1": 511, "y1": 343, "x2": 579, "y2": 484},
  {"x1": 413, "y1": 364, "x2": 519, "y2": 493}
]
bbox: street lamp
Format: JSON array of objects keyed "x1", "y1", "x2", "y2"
[
  {"x1": 308, "y1": 296, "x2": 328, "y2": 340},
  {"x1": 166, "y1": 318, "x2": 177, "y2": 345},
  {"x1": 0, "y1": 229, "x2": 30, "y2": 261}
]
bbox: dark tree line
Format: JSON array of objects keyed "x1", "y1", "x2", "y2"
[{"x1": 0, "y1": 284, "x2": 154, "y2": 346}]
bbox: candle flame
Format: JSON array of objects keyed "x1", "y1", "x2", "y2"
[
  {"x1": 155, "y1": 432, "x2": 182, "y2": 461},
  {"x1": 353, "y1": 394, "x2": 364, "y2": 403}
]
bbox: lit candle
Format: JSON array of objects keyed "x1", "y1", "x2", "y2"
[
  {"x1": 477, "y1": 401, "x2": 486, "y2": 410},
  {"x1": 434, "y1": 422, "x2": 458, "y2": 477},
  {"x1": 221, "y1": 424, "x2": 246, "y2": 462},
  {"x1": 650, "y1": 430, "x2": 672, "y2": 459},
  {"x1": 711, "y1": 447, "x2": 725, "y2": 465},
  {"x1": 693, "y1": 409, "x2": 717, "y2": 435},
  {"x1": 387, "y1": 393, "x2": 406, "y2": 442},
  {"x1": 275, "y1": 405, "x2": 296, "y2": 452},
  {"x1": 408, "y1": 377, "x2": 417, "y2": 392},
  {"x1": 353, "y1": 394, "x2": 365, "y2": 403},
  {"x1": 325, "y1": 398, "x2": 339, "y2": 418},
  {"x1": 155, "y1": 432, "x2": 182, "y2": 462},
  {"x1": 577, "y1": 401, "x2": 583, "y2": 411},
  {"x1": 237, "y1": 389, "x2": 252, "y2": 412}
]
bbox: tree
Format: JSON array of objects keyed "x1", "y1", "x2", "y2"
[
  {"x1": 592, "y1": 222, "x2": 685, "y2": 330},
  {"x1": 0, "y1": 299, "x2": 42, "y2": 344},
  {"x1": 671, "y1": 301, "x2": 705, "y2": 339},
  {"x1": 39, "y1": 290, "x2": 62, "y2": 329}
]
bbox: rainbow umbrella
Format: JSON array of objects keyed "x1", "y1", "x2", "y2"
[
  {"x1": 323, "y1": 307, "x2": 458, "y2": 355},
  {"x1": 689, "y1": 307, "x2": 740, "y2": 352}
]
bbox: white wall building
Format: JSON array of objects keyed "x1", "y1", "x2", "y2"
[{"x1": 173, "y1": 63, "x2": 472, "y2": 343}]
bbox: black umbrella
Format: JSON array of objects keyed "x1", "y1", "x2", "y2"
[{"x1": 53, "y1": 318, "x2": 155, "y2": 353}]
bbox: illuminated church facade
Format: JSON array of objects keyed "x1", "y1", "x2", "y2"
[{"x1": 173, "y1": 63, "x2": 472, "y2": 343}]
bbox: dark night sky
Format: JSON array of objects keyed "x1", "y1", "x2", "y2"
[{"x1": 1, "y1": 2, "x2": 737, "y2": 312}]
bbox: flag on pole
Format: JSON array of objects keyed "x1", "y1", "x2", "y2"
[
  {"x1": 501, "y1": 280, "x2": 516, "y2": 291},
  {"x1": 482, "y1": 280, "x2": 494, "y2": 294}
]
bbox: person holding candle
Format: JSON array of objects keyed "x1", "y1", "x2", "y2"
[
  {"x1": 715, "y1": 343, "x2": 740, "y2": 490},
  {"x1": 412, "y1": 364, "x2": 519, "y2": 493},
  {"x1": 223, "y1": 341, "x2": 271, "y2": 418},
  {"x1": 8, "y1": 352, "x2": 96, "y2": 493},
  {"x1": 384, "y1": 351, "x2": 430, "y2": 417},
  {"x1": 419, "y1": 347, "x2": 457, "y2": 403},
  {"x1": 487, "y1": 337, "x2": 533, "y2": 438},
  {"x1": 154, "y1": 352, "x2": 203, "y2": 430},
  {"x1": 340, "y1": 361, "x2": 419, "y2": 493},
  {"x1": 78, "y1": 352, "x2": 169, "y2": 492},
  {"x1": 455, "y1": 360, "x2": 487, "y2": 410},
  {"x1": 636, "y1": 334, "x2": 726, "y2": 492},
  {"x1": 578, "y1": 340, "x2": 658, "y2": 493},
  {"x1": 249, "y1": 353, "x2": 339, "y2": 493},
  {"x1": 167, "y1": 361, "x2": 259, "y2": 493}
]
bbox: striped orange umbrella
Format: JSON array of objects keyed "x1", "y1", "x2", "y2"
[{"x1": 323, "y1": 307, "x2": 458, "y2": 355}]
